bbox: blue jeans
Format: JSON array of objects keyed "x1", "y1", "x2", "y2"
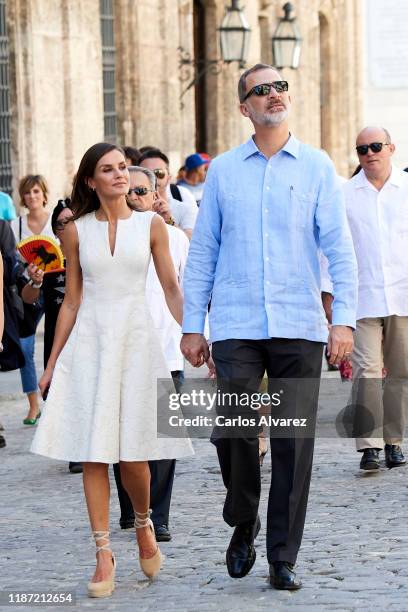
[{"x1": 19, "y1": 335, "x2": 38, "y2": 394}]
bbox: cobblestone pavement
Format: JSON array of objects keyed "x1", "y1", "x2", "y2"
[{"x1": 1, "y1": 359, "x2": 408, "y2": 611}]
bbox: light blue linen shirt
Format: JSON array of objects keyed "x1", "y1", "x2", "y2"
[{"x1": 182, "y1": 135, "x2": 357, "y2": 343}]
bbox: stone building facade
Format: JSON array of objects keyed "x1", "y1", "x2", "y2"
[{"x1": 0, "y1": 0, "x2": 362, "y2": 205}]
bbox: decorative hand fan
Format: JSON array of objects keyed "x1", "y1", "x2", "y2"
[{"x1": 17, "y1": 235, "x2": 65, "y2": 274}]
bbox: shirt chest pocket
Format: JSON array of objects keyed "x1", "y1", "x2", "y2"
[
  {"x1": 290, "y1": 187, "x2": 316, "y2": 229},
  {"x1": 221, "y1": 196, "x2": 250, "y2": 283}
]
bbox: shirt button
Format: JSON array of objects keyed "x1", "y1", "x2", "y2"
[
  {"x1": 266, "y1": 280, "x2": 270, "y2": 285},
  {"x1": 264, "y1": 208, "x2": 269, "y2": 213},
  {"x1": 266, "y1": 186, "x2": 270, "y2": 190},
  {"x1": 265, "y1": 233, "x2": 269, "y2": 237},
  {"x1": 266, "y1": 257, "x2": 270, "y2": 261}
]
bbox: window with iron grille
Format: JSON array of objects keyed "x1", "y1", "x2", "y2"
[
  {"x1": 0, "y1": 0, "x2": 12, "y2": 194},
  {"x1": 100, "y1": 0, "x2": 117, "y2": 143}
]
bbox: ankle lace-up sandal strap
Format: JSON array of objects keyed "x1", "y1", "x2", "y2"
[
  {"x1": 134, "y1": 510, "x2": 153, "y2": 529},
  {"x1": 92, "y1": 530, "x2": 112, "y2": 554},
  {"x1": 87, "y1": 531, "x2": 116, "y2": 598}
]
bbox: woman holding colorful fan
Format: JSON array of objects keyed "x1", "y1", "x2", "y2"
[{"x1": 11, "y1": 175, "x2": 54, "y2": 425}]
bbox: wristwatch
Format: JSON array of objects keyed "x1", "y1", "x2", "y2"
[
  {"x1": 0, "y1": 342, "x2": 3, "y2": 353},
  {"x1": 167, "y1": 217, "x2": 176, "y2": 226},
  {"x1": 28, "y1": 279, "x2": 43, "y2": 289}
]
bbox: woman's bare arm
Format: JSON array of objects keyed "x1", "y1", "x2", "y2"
[
  {"x1": 39, "y1": 222, "x2": 82, "y2": 392},
  {"x1": 150, "y1": 215, "x2": 183, "y2": 326}
]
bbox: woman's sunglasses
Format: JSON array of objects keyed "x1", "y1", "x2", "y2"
[
  {"x1": 129, "y1": 186, "x2": 155, "y2": 196},
  {"x1": 356, "y1": 142, "x2": 391, "y2": 155},
  {"x1": 243, "y1": 81, "x2": 289, "y2": 101}
]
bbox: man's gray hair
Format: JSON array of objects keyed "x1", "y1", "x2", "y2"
[
  {"x1": 128, "y1": 165, "x2": 157, "y2": 190},
  {"x1": 382, "y1": 127, "x2": 392, "y2": 143},
  {"x1": 238, "y1": 63, "x2": 281, "y2": 103}
]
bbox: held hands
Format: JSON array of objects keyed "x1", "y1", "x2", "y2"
[
  {"x1": 327, "y1": 325, "x2": 354, "y2": 366},
  {"x1": 206, "y1": 355, "x2": 216, "y2": 379},
  {"x1": 181, "y1": 333, "x2": 210, "y2": 368}
]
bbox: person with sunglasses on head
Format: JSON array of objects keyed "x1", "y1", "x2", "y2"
[
  {"x1": 139, "y1": 149, "x2": 198, "y2": 240},
  {"x1": 339, "y1": 127, "x2": 408, "y2": 472},
  {"x1": 181, "y1": 63, "x2": 357, "y2": 590}
]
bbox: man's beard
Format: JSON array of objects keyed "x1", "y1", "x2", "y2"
[{"x1": 248, "y1": 103, "x2": 290, "y2": 127}]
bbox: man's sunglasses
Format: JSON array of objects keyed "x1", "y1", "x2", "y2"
[
  {"x1": 356, "y1": 142, "x2": 391, "y2": 155},
  {"x1": 129, "y1": 186, "x2": 155, "y2": 196},
  {"x1": 153, "y1": 168, "x2": 167, "y2": 179},
  {"x1": 243, "y1": 81, "x2": 289, "y2": 101}
]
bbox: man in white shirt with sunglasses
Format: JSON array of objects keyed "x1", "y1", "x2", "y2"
[{"x1": 344, "y1": 127, "x2": 408, "y2": 472}]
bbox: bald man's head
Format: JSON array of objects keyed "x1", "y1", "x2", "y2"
[{"x1": 356, "y1": 126, "x2": 391, "y2": 146}]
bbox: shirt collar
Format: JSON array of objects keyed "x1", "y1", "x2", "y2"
[
  {"x1": 240, "y1": 133, "x2": 300, "y2": 161},
  {"x1": 355, "y1": 164, "x2": 404, "y2": 189}
]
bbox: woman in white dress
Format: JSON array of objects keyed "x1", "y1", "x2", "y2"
[{"x1": 31, "y1": 143, "x2": 193, "y2": 598}]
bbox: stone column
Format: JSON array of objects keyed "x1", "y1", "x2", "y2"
[{"x1": 7, "y1": 0, "x2": 103, "y2": 205}]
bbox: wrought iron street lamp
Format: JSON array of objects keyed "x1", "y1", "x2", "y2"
[
  {"x1": 219, "y1": 0, "x2": 251, "y2": 66},
  {"x1": 272, "y1": 2, "x2": 302, "y2": 69},
  {"x1": 178, "y1": 0, "x2": 251, "y2": 107}
]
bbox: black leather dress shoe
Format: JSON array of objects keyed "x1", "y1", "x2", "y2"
[
  {"x1": 385, "y1": 444, "x2": 406, "y2": 468},
  {"x1": 359, "y1": 449, "x2": 380, "y2": 471},
  {"x1": 119, "y1": 515, "x2": 135, "y2": 529},
  {"x1": 226, "y1": 516, "x2": 261, "y2": 579},
  {"x1": 154, "y1": 524, "x2": 172, "y2": 542},
  {"x1": 0, "y1": 434, "x2": 6, "y2": 448},
  {"x1": 68, "y1": 462, "x2": 83, "y2": 474},
  {"x1": 269, "y1": 561, "x2": 302, "y2": 590}
]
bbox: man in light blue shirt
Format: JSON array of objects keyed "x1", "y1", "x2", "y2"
[
  {"x1": 181, "y1": 64, "x2": 357, "y2": 590},
  {"x1": 0, "y1": 191, "x2": 17, "y2": 221}
]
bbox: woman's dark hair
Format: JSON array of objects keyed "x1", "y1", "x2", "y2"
[
  {"x1": 71, "y1": 142, "x2": 125, "y2": 220},
  {"x1": 351, "y1": 164, "x2": 361, "y2": 178},
  {"x1": 123, "y1": 145, "x2": 141, "y2": 166},
  {"x1": 51, "y1": 198, "x2": 72, "y2": 235}
]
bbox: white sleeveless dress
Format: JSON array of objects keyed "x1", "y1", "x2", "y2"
[{"x1": 31, "y1": 210, "x2": 193, "y2": 463}]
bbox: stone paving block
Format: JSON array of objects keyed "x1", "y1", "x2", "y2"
[{"x1": 2, "y1": 381, "x2": 408, "y2": 610}]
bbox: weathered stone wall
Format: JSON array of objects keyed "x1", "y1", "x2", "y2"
[
  {"x1": 5, "y1": 0, "x2": 362, "y2": 202},
  {"x1": 7, "y1": 0, "x2": 103, "y2": 206}
]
